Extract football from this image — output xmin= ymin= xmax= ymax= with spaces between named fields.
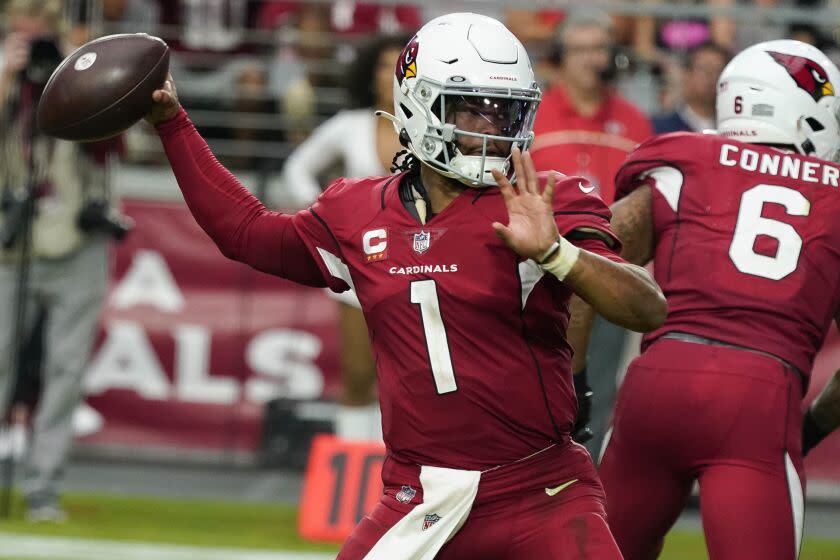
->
xmin=37 ymin=33 xmax=170 ymax=142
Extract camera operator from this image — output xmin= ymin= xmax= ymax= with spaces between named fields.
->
xmin=0 ymin=0 xmax=129 ymax=523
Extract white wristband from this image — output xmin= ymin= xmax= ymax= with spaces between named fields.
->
xmin=538 ymin=236 xmax=580 ymax=281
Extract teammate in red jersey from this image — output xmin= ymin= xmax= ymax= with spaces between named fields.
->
xmin=145 ymin=13 xmax=665 ymax=559
xmin=568 ymin=40 xmax=840 ymax=560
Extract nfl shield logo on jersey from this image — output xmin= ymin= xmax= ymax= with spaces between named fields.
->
xmin=395 ymin=485 xmax=416 ymax=504
xmin=413 ymin=231 xmax=431 ymax=254
xmin=422 ymin=513 xmax=441 ymax=531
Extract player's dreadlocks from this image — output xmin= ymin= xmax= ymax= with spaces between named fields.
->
xmin=390 ymin=128 xmax=422 ymax=175
xmin=392 ymin=145 xmax=431 ymax=223
xmin=390 ymin=149 xmax=421 ymax=175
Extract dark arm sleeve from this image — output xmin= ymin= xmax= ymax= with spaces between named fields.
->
xmin=155 ymin=109 xmax=327 ymax=287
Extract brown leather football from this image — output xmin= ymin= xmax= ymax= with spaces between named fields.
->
xmin=37 ymin=33 xmax=169 ymax=142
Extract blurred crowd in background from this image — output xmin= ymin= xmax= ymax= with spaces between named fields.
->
xmin=19 ymin=0 xmax=836 ymax=179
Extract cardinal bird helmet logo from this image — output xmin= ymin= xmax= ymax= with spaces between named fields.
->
xmin=768 ymin=50 xmax=835 ymax=101
xmin=396 ymin=36 xmax=419 ymax=85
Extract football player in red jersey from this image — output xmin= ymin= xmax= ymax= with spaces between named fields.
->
xmin=145 ymin=13 xmax=666 ymax=559
xmin=568 ymin=40 xmax=840 ymax=560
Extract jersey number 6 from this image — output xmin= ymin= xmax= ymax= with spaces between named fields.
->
xmin=729 ymin=183 xmax=809 ymax=281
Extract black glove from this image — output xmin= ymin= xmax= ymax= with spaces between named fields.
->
xmin=802 ymin=407 xmax=829 ymax=456
xmin=573 ymin=367 xmax=594 ymax=444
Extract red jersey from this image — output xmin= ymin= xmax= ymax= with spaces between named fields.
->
xmin=291 ymin=173 xmax=622 ymax=470
xmin=156 ymin=110 xmax=623 ymax=471
xmin=616 ymin=132 xmax=840 ymax=376
xmin=530 ymin=86 xmax=653 ymax=204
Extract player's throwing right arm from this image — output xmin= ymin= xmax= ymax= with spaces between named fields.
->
xmin=144 ymin=75 xmax=326 ymax=286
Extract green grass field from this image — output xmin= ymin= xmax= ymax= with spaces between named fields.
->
xmin=0 ymin=493 xmax=337 ymax=553
xmin=0 ymin=492 xmax=837 ymax=559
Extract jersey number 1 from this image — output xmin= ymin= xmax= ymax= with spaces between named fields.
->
xmin=728 ymin=184 xmax=809 ymax=280
xmin=410 ymin=280 xmax=458 ymax=394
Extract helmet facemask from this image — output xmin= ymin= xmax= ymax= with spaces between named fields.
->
xmin=802 ymin=96 xmax=840 ymax=162
xmin=431 ymin=91 xmax=539 ymax=186
xmin=399 ymin=78 xmax=540 ymax=188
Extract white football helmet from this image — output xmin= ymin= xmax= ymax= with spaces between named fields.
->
xmin=379 ymin=13 xmax=541 ymax=187
xmin=717 ymin=39 xmax=840 ymax=162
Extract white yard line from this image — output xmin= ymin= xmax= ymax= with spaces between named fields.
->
xmin=0 ymin=533 xmax=336 ymax=560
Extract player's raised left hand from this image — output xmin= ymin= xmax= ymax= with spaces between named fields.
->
xmin=491 ymin=148 xmax=559 ymax=261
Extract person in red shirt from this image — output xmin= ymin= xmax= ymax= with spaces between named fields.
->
xmin=530 ymin=9 xmax=653 ymax=205
xmin=144 ymin=13 xmax=666 ymax=559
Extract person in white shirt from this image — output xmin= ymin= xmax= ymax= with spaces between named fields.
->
xmin=279 ymin=35 xmax=408 ymax=441
xmin=281 ymin=34 xmax=408 ymax=206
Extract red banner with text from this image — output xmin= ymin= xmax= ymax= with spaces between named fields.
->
xmin=79 ymin=199 xmax=341 ymax=454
